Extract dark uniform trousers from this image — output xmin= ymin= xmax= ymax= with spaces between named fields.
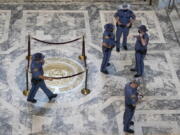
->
xmin=135 ymin=52 xmax=146 ymax=76
xmin=123 ymin=105 xmax=135 ymax=131
xmin=27 ymin=79 xmax=53 ymax=101
xmin=116 ymin=26 xmax=129 ymax=48
xmin=101 ymin=47 xmax=112 ymax=72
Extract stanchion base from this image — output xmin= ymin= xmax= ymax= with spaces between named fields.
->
xmin=23 ymin=89 xmax=29 ymax=96
xmin=79 ymin=55 xmax=87 ymax=61
xmin=81 ymin=88 xmax=90 ymax=95
xmin=26 ymin=55 xmax=32 ymax=60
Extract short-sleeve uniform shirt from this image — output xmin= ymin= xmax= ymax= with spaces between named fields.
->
xmin=31 ymin=61 xmax=44 ymax=79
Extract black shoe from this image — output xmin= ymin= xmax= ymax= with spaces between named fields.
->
xmin=125 ymin=129 xmax=134 ymax=134
xmin=134 ymin=74 xmax=141 ymax=78
xmin=130 ymin=68 xmax=136 ymax=72
xmin=123 ymin=46 xmax=128 ymax=50
xmin=27 ymin=99 xmax=37 ymax=103
xmin=49 ymin=94 xmax=57 ymax=101
xmin=130 ymin=121 xmax=134 ymax=125
xmin=101 ymin=70 xmax=109 ymax=74
xmin=107 ymin=63 xmax=111 ymax=66
xmin=116 ymin=48 xmax=120 ymax=52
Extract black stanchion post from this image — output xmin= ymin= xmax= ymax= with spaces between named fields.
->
xmin=149 ymin=0 xmax=152 ymax=5
xmin=79 ymin=35 xmax=87 ymax=61
xmin=23 ymin=35 xmax=31 ymax=96
xmin=81 ymin=36 xmax=90 ymax=95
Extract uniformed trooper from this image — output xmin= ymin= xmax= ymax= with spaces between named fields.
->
xmin=100 ymin=23 xmax=116 ymax=74
xmin=27 ymin=53 xmax=57 ymax=103
xmin=130 ymin=25 xmax=149 ymax=77
xmin=114 ymin=4 xmax=136 ymax=51
xmin=123 ymin=80 xmax=142 ymax=134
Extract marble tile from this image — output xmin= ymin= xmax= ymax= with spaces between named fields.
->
xmin=0 ymin=124 xmax=12 ymax=135
xmin=0 ymin=10 xmax=11 ymax=51
xmin=21 ymin=10 xmax=92 ymax=46
xmin=170 ymin=52 xmax=180 ymax=82
xmin=142 ymin=126 xmax=174 ymax=135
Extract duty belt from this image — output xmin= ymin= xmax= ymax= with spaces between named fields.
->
xmin=116 ymin=23 xmax=132 ymax=28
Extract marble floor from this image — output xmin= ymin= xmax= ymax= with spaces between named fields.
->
xmin=0 ymin=2 xmax=180 ymax=135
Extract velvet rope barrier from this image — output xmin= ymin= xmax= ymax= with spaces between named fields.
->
xmin=47 ymin=71 xmax=85 ymax=80
xmin=32 ymin=36 xmax=82 ymax=45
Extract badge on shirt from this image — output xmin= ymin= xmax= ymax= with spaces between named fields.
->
xmin=33 ymin=68 xmax=38 ymax=72
xmin=131 ymin=95 xmax=136 ymax=99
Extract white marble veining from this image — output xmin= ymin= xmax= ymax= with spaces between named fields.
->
xmin=0 ymin=10 xmax=11 ymax=43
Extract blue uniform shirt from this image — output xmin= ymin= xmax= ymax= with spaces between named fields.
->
xmin=124 ymin=83 xmax=138 ymax=106
xmin=103 ymin=31 xmax=116 ymax=48
xmin=135 ymin=33 xmax=149 ymax=52
xmin=31 ymin=61 xmax=44 ymax=79
xmin=114 ymin=9 xmax=136 ymax=26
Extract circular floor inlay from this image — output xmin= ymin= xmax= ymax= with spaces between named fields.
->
xmin=43 ymin=58 xmax=85 ymax=93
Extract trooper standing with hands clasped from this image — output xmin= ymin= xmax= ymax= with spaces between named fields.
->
xmin=100 ymin=23 xmax=116 ymax=74
xmin=131 ymin=25 xmax=149 ymax=78
xmin=27 ymin=53 xmax=57 ymax=103
xmin=123 ymin=80 xmax=143 ymax=134
xmin=114 ymin=4 xmax=136 ymax=51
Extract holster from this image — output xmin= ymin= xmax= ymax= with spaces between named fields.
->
xmin=126 ymin=104 xmax=136 ymax=111
xmin=116 ymin=23 xmax=132 ymax=28
xmin=136 ymin=50 xmax=147 ymax=55
xmin=102 ymin=42 xmax=113 ymax=49
xmin=31 ymin=78 xmax=43 ymax=85
xmin=116 ymin=24 xmax=126 ymax=28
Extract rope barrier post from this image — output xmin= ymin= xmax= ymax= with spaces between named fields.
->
xmin=149 ymin=0 xmax=152 ymax=5
xmin=23 ymin=35 xmax=31 ymax=96
xmin=81 ymin=35 xmax=90 ymax=95
xmin=81 ymin=68 xmax=90 ymax=95
xmin=79 ymin=35 xmax=87 ymax=61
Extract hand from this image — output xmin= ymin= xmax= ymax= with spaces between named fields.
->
xmin=138 ymin=94 xmax=144 ymax=102
xmin=126 ymin=23 xmax=131 ymax=27
xmin=139 ymin=33 xmax=143 ymax=38
xmin=47 ymin=77 xmax=53 ymax=81
xmin=133 ymin=35 xmax=139 ymax=38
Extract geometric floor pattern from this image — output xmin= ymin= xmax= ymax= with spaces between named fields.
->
xmin=0 ymin=2 xmax=180 ymax=135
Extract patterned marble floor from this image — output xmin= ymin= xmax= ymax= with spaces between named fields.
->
xmin=0 ymin=2 xmax=180 ymax=135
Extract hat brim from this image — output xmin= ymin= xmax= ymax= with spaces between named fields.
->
xmin=119 ymin=4 xmax=130 ymax=9
xmin=32 ymin=54 xmax=45 ymax=61
xmin=138 ymin=26 xmax=148 ymax=32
